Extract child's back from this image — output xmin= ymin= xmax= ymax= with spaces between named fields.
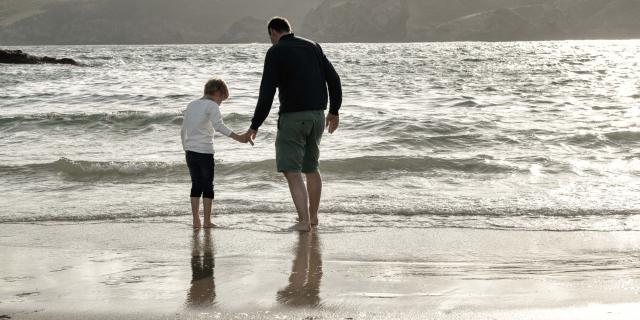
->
xmin=181 ymin=98 xmax=232 ymax=155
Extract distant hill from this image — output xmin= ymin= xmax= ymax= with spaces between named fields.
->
xmin=575 ymin=0 xmax=640 ymax=38
xmin=0 ymin=0 xmax=322 ymax=45
xmin=421 ymin=4 xmax=569 ymax=41
xmin=300 ymin=0 xmax=640 ymax=42
xmin=1 ymin=0 xmax=640 ymax=44
xmin=0 ymin=0 xmax=72 ymax=26
xmin=301 ymin=0 xmax=409 ymax=42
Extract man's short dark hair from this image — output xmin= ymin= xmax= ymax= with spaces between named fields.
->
xmin=268 ymin=17 xmax=291 ymax=35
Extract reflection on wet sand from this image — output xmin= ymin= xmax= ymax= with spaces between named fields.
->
xmin=277 ymin=231 xmax=323 ymax=307
xmin=186 ymin=229 xmax=215 ymax=308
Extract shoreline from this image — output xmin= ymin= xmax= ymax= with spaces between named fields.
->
xmin=2 ymin=222 xmax=640 ymax=319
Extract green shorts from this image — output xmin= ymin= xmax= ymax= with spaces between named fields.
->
xmin=276 ymin=110 xmax=325 ymax=173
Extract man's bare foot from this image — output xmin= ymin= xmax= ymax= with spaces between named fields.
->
xmin=193 ymin=217 xmax=202 ymax=229
xmin=289 ymin=222 xmax=311 ymax=232
xmin=203 ymin=222 xmax=217 ymax=229
xmin=310 ymin=218 xmax=318 ymax=226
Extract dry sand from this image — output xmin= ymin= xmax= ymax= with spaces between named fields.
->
xmin=1 ymin=221 xmax=640 ymax=319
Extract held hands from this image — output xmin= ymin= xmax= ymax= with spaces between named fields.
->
xmin=231 ymin=132 xmax=254 ymax=146
xmin=326 ymin=113 xmax=339 ymax=134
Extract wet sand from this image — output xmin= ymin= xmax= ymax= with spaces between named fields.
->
xmin=1 ymin=221 xmax=640 ymax=319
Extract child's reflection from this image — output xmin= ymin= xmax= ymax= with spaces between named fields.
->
xmin=277 ymin=231 xmax=322 ymax=307
xmin=186 ymin=229 xmax=215 ymax=307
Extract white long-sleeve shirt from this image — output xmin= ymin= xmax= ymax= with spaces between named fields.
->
xmin=181 ymin=98 xmax=233 ymax=154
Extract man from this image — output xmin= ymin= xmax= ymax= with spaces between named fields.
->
xmin=246 ymin=17 xmax=342 ymax=232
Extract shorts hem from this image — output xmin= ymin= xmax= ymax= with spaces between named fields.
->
xmin=277 ymin=167 xmax=319 ymax=173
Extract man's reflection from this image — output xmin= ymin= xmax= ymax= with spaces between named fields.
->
xmin=186 ymin=229 xmax=216 ymax=307
xmin=277 ymin=231 xmax=322 ymax=307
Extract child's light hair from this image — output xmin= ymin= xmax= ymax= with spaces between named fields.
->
xmin=204 ymin=77 xmax=229 ymax=99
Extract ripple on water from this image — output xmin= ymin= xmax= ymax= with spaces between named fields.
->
xmin=2 ymin=42 xmax=640 ymax=229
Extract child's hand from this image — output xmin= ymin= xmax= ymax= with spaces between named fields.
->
xmin=231 ymin=132 xmax=245 ymax=143
xmin=231 ymin=132 xmax=254 ymax=146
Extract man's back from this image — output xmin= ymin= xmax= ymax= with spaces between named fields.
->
xmin=250 ymin=33 xmax=341 ymax=131
xmin=271 ymin=35 xmax=329 ymax=112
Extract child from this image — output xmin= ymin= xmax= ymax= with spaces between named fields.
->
xmin=181 ymin=77 xmax=249 ymax=229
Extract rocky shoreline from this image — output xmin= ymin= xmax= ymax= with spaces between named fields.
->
xmin=0 ymin=49 xmax=79 ymax=65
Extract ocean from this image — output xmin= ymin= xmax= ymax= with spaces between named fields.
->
xmin=1 ymin=41 xmax=640 ymax=232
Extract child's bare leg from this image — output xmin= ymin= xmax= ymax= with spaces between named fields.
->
xmin=203 ymin=197 xmax=215 ymax=228
xmin=191 ymin=197 xmax=201 ymax=229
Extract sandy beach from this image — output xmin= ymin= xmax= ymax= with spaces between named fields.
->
xmin=1 ymin=221 xmax=639 ymax=319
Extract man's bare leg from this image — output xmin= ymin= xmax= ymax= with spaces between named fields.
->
xmin=284 ymin=171 xmax=311 ymax=232
xmin=191 ymin=197 xmax=202 ymax=229
xmin=305 ymin=171 xmax=322 ymax=226
xmin=203 ymin=197 xmax=214 ymax=228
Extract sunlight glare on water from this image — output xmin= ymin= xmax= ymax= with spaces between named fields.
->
xmin=1 ymin=40 xmax=640 ymax=231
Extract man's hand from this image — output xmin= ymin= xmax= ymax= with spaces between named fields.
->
xmin=246 ymin=128 xmax=257 ymax=145
xmin=326 ymin=113 xmax=339 ymax=134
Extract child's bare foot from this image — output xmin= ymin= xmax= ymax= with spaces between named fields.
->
xmin=289 ymin=222 xmax=311 ymax=232
xmin=193 ymin=217 xmax=202 ymax=229
xmin=203 ymin=222 xmax=217 ymax=229
xmin=310 ymin=218 xmax=318 ymax=226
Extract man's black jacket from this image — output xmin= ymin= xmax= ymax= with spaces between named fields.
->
xmin=250 ymin=34 xmax=342 ymax=131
